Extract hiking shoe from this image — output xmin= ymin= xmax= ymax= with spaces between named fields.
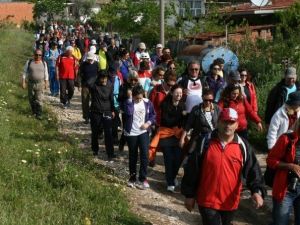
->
xmin=136 ymin=180 xmax=150 ymax=190
xmin=127 ymin=181 xmax=136 ymax=188
xmin=167 ymin=186 xmax=175 ymax=193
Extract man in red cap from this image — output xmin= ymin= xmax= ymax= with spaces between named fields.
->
xmin=181 ymin=108 xmax=266 ymax=225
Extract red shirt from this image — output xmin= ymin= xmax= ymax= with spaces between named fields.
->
xmin=56 ymin=55 xmax=76 ymax=80
xmin=197 ymin=138 xmax=244 ymax=210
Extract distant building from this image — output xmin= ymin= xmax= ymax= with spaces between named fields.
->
xmin=0 ymin=2 xmax=34 ymax=25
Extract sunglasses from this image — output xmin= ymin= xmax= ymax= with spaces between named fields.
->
xmin=240 ymin=73 xmax=247 ymax=77
xmin=203 ymin=99 xmax=213 ymax=102
xmin=35 ymin=54 xmax=42 ymax=56
xmin=190 ymin=68 xmax=199 ymax=71
xmin=213 ymin=67 xmax=221 ymax=71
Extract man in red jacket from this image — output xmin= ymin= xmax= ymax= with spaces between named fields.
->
xmin=56 ymin=46 xmax=77 ymax=108
xmin=181 ymin=108 xmax=266 ymax=225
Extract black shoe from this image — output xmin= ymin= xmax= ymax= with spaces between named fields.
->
xmin=118 ymin=144 xmax=124 ymax=152
xmin=36 ymin=114 xmax=42 ymax=120
xmin=149 ymin=160 xmax=156 ymax=168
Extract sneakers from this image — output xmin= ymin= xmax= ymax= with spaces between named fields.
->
xmin=167 ymin=186 xmax=175 ymax=193
xmin=127 ymin=180 xmax=136 ymax=188
xmin=136 ymin=180 xmax=150 ymax=190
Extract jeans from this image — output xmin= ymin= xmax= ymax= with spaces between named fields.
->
xmin=49 ymin=67 xmax=59 ymax=95
xmin=162 ymin=145 xmax=182 ymax=186
xmin=81 ymin=85 xmax=90 ymax=120
xmin=199 ymin=207 xmax=236 ymax=225
xmin=126 ymin=132 xmax=149 ymax=182
xmin=59 ymin=79 xmax=74 ymax=105
xmin=272 ymin=184 xmax=300 ymax=225
xmin=90 ymin=112 xmax=114 ymax=157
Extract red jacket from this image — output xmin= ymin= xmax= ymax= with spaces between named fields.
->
xmin=56 ymin=55 xmax=77 ymax=80
xmin=245 ymin=81 xmax=258 ymax=113
xmin=267 ymin=132 xmax=298 ymax=202
xmin=218 ymin=98 xmax=261 ymax=131
xmin=197 ymin=138 xmax=244 ymax=210
xmin=149 ymin=84 xmax=168 ymax=126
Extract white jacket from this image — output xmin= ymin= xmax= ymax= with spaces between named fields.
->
xmin=267 ymin=105 xmax=300 ymax=149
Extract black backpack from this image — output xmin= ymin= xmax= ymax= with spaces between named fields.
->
xmin=264 ymin=133 xmax=294 ymax=188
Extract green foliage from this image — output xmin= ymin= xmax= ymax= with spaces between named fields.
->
xmin=29 ymin=0 xmax=67 ymax=20
xmin=0 ymin=28 xmax=143 ymax=225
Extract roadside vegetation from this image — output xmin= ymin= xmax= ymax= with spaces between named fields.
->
xmin=0 ymin=26 xmax=143 ymax=225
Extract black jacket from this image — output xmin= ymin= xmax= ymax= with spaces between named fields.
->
xmin=79 ymin=61 xmax=99 ymax=87
xmin=181 ymin=130 xmax=267 ymax=199
xmin=265 ymin=79 xmax=300 ymax=124
xmin=184 ymin=103 xmax=220 ymax=138
xmin=160 ymin=95 xmax=185 ymax=128
xmin=90 ymin=81 xmax=115 ymax=114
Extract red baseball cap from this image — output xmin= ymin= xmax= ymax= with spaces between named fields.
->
xmin=219 ymin=108 xmax=238 ymax=122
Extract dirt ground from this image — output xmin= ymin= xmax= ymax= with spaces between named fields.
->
xmin=45 ymin=89 xmax=273 ymax=225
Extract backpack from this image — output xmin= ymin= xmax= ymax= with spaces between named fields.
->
xmin=264 ymin=133 xmax=293 ymax=188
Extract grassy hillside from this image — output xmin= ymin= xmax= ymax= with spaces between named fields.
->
xmin=0 ymin=27 xmax=143 ymax=225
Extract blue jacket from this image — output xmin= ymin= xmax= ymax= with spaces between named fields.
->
xmin=123 ymin=98 xmax=156 ymax=134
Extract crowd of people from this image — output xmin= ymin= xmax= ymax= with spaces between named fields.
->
xmin=21 ymin=21 xmax=300 ymax=225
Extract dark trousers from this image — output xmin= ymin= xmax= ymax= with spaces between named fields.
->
xmin=90 ymin=112 xmax=114 ymax=157
xmin=199 ymin=207 xmax=236 ymax=225
xmin=112 ymin=109 xmax=121 ymax=140
xmin=81 ymin=85 xmax=90 ymax=120
xmin=162 ymin=145 xmax=182 ymax=186
xmin=59 ymin=79 xmax=74 ymax=105
xmin=126 ymin=132 xmax=149 ymax=182
xmin=119 ymin=113 xmax=127 ymax=147
xmin=28 ymin=80 xmax=43 ymax=116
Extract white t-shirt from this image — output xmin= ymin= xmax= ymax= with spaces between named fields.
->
xmin=126 ymin=100 xmax=147 ymax=136
xmin=186 ymin=79 xmax=203 ymax=113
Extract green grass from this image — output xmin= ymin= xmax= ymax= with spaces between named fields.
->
xmin=0 ymin=27 xmax=143 ymax=225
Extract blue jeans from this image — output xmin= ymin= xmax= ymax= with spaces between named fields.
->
xmin=162 ymin=145 xmax=182 ymax=186
xmin=126 ymin=132 xmax=149 ymax=182
xmin=49 ymin=67 xmax=59 ymax=95
xmin=272 ymin=185 xmax=300 ymax=225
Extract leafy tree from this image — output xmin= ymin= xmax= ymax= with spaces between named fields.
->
xmin=28 ymin=0 xmax=67 ymax=20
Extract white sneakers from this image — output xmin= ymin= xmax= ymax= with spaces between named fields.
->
xmin=127 ymin=180 xmax=150 ymax=190
xmin=167 ymin=185 xmax=175 ymax=193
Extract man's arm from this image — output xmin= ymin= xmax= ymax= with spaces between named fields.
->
xmin=21 ymin=60 xmax=29 ymax=89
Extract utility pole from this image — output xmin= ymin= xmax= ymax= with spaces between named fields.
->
xmin=160 ymin=0 xmax=165 ymax=45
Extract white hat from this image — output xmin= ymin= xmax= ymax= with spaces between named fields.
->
xmin=156 ymin=43 xmax=163 ymax=48
xmin=86 ymin=52 xmax=95 ymax=60
xmin=91 ymin=39 xmax=97 ymax=45
xmin=58 ymin=40 xmax=64 ymax=45
xmin=140 ymin=52 xmax=150 ymax=59
xmin=138 ymin=42 xmax=146 ymax=50
xmin=89 ymin=46 xmax=96 ymax=54
xmin=66 ymin=46 xmax=73 ymax=51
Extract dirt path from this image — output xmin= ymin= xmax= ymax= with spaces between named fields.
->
xmin=45 ymin=90 xmax=272 ymax=225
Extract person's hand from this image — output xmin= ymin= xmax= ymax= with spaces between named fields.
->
xmin=183 ymin=89 xmax=188 ymax=95
xmin=182 ymin=110 xmax=188 ymax=116
xmin=289 ymin=164 xmax=300 ymax=178
xmin=22 ymin=79 xmax=26 ymax=89
xmin=44 ymin=80 xmax=48 ymax=90
xmin=127 ymin=90 xmax=132 ymax=98
xmin=184 ymin=198 xmax=195 ymax=212
xmin=140 ymin=123 xmax=150 ymax=130
xmin=179 ymin=137 xmax=185 ymax=149
xmin=112 ymin=111 xmax=115 ymax=119
xmin=257 ymin=122 xmax=263 ymax=132
xmin=56 ymin=74 xmax=59 ymax=81
xmin=252 ymin=193 xmax=264 ymax=209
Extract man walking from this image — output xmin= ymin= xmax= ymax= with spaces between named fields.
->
xmin=56 ymin=46 xmax=77 ymax=108
xmin=22 ymin=49 xmax=48 ymax=119
xmin=181 ymin=108 xmax=266 ymax=225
